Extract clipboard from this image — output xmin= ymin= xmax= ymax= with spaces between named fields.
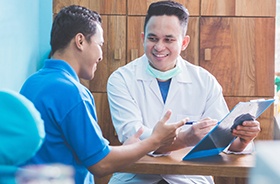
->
xmin=182 ymin=99 xmax=275 ymax=161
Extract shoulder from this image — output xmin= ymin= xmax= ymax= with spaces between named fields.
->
xmin=179 ymin=57 xmax=217 ymax=79
xmin=108 ymin=55 xmax=147 ymax=81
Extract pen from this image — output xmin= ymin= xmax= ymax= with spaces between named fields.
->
xmin=185 ymin=121 xmax=197 ymax=125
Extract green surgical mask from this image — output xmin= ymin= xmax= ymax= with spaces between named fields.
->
xmin=147 ymin=62 xmax=182 ymax=81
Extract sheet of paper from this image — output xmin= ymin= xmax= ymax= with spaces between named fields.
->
xmin=183 ymin=99 xmax=275 ymax=161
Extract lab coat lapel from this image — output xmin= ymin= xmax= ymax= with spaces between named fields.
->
xmin=135 ymin=55 xmax=163 ymax=104
xmin=164 ymin=78 xmax=180 ymax=106
xmin=149 ymin=79 xmax=164 ymax=104
xmin=165 ymin=57 xmax=192 ymax=106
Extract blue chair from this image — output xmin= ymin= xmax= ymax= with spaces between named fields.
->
xmin=0 ymin=90 xmax=45 ymax=183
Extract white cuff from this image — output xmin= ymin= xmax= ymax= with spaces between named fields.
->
xmin=223 ymin=141 xmax=255 ymax=155
xmin=147 ymin=151 xmax=171 ymax=157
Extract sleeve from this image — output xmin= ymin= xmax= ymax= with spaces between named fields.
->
xmin=201 ymin=70 xmax=229 ymax=121
xmin=107 ymin=70 xmax=153 ymax=143
xmin=60 ymin=100 xmax=111 ymax=167
xmin=223 ymin=142 xmax=255 ymax=154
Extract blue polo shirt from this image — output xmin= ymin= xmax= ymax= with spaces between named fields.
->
xmin=20 ymin=59 xmax=111 ymax=183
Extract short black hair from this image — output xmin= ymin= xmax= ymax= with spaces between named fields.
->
xmin=50 ymin=5 xmax=102 ymax=56
xmin=144 ymin=0 xmax=189 ymax=36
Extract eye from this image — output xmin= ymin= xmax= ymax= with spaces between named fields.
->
xmin=147 ymin=36 xmax=158 ymax=42
xmin=164 ymin=37 xmax=175 ymax=43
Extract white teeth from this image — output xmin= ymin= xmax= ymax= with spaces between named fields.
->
xmin=154 ymin=53 xmax=168 ymax=58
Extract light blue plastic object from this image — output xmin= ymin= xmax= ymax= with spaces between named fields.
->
xmin=0 ymin=90 xmax=45 ymax=166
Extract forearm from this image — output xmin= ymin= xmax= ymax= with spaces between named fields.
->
xmin=153 ymin=139 xmax=186 ymax=154
xmin=88 ymin=136 xmax=160 ymax=177
xmin=228 ymin=137 xmax=250 ymax=152
xmin=154 ymin=129 xmax=191 ymax=154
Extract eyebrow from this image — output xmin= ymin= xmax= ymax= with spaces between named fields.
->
xmin=147 ymin=33 xmax=175 ymax=38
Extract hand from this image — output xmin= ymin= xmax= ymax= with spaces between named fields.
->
xmin=123 ymin=127 xmax=144 ymax=145
xmin=180 ymin=118 xmax=218 ymax=146
xmin=151 ymin=110 xmax=186 ymax=147
xmin=231 ymin=120 xmax=260 ymax=144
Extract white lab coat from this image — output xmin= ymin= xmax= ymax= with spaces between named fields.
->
xmin=107 ymin=55 xmax=229 ymax=184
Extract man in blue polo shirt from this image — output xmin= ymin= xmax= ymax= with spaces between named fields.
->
xmin=20 ymin=5 xmax=185 ymax=184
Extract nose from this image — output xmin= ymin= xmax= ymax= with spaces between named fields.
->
xmin=154 ymin=41 xmax=165 ymax=51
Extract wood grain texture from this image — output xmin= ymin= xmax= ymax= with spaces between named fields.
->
xmin=127 ymin=16 xmax=145 ymax=62
xmin=92 ymin=93 xmax=121 ymax=146
xmin=53 ymin=0 xmax=89 ymax=14
xmin=89 ymin=0 xmax=126 ymax=15
xmin=200 ymin=17 xmax=275 ymax=97
xmin=127 ymin=0 xmax=200 ymax=16
xmin=89 ymin=16 xmax=126 ymax=92
xmin=201 ymin=0 xmax=276 ymax=16
xmin=119 ymin=148 xmax=254 ymax=178
xmin=181 ymin=17 xmax=199 ymax=65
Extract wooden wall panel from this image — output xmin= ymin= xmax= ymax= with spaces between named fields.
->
xmin=200 ymin=17 xmax=275 ymax=97
xmin=181 ymin=17 xmax=199 ymax=65
xmin=127 ymin=0 xmax=200 ymax=16
xmin=235 ymin=0 xmax=276 ymax=17
xmin=201 ymin=0 xmax=276 ymax=16
xmin=53 ymin=0 xmax=89 ymax=14
xmin=201 ymin=0 xmax=236 ymax=16
xmin=92 ymin=93 xmax=120 ymax=145
xmin=127 ymin=16 xmax=145 ymax=62
xmin=89 ymin=16 xmax=126 ymax=92
xmin=89 ymin=0 xmax=126 ymax=15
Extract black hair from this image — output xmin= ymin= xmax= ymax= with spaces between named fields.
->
xmin=50 ymin=5 xmax=102 ymax=56
xmin=144 ymin=0 xmax=189 ymax=36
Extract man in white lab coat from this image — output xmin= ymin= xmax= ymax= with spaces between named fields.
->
xmin=107 ymin=1 xmax=260 ymax=183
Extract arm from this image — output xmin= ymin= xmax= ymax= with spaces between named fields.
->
xmin=88 ymin=110 xmax=186 ymax=177
xmin=107 ymin=70 xmax=153 ymax=142
xmin=154 ymin=118 xmax=218 ymax=154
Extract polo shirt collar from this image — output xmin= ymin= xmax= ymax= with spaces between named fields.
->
xmin=44 ymin=59 xmax=79 ymax=82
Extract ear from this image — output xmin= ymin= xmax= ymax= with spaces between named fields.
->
xmin=181 ymin=35 xmax=190 ymax=51
xmin=141 ymin=32 xmax=145 ymax=44
xmin=75 ymin=33 xmax=85 ymax=50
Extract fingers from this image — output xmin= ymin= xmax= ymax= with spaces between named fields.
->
xmin=159 ymin=110 xmax=172 ymax=125
xmin=241 ymin=120 xmax=260 ymax=127
xmin=232 ymin=121 xmax=260 ymax=142
xmin=133 ymin=127 xmax=144 ymax=139
xmin=123 ymin=127 xmax=143 ymax=145
xmin=175 ymin=117 xmax=188 ymax=129
xmin=234 ymin=120 xmax=260 ymax=132
xmin=197 ymin=118 xmax=218 ymax=128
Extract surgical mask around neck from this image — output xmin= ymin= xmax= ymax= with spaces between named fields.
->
xmin=147 ymin=62 xmax=181 ymax=81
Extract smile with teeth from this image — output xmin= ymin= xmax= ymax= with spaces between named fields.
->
xmin=153 ymin=53 xmax=169 ymax=58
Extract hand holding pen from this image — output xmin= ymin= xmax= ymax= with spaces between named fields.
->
xmin=182 ymin=118 xmax=218 ymax=146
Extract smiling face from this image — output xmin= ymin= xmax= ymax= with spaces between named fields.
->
xmin=142 ymin=15 xmax=190 ymax=72
xmin=79 ymin=24 xmax=104 ymax=80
